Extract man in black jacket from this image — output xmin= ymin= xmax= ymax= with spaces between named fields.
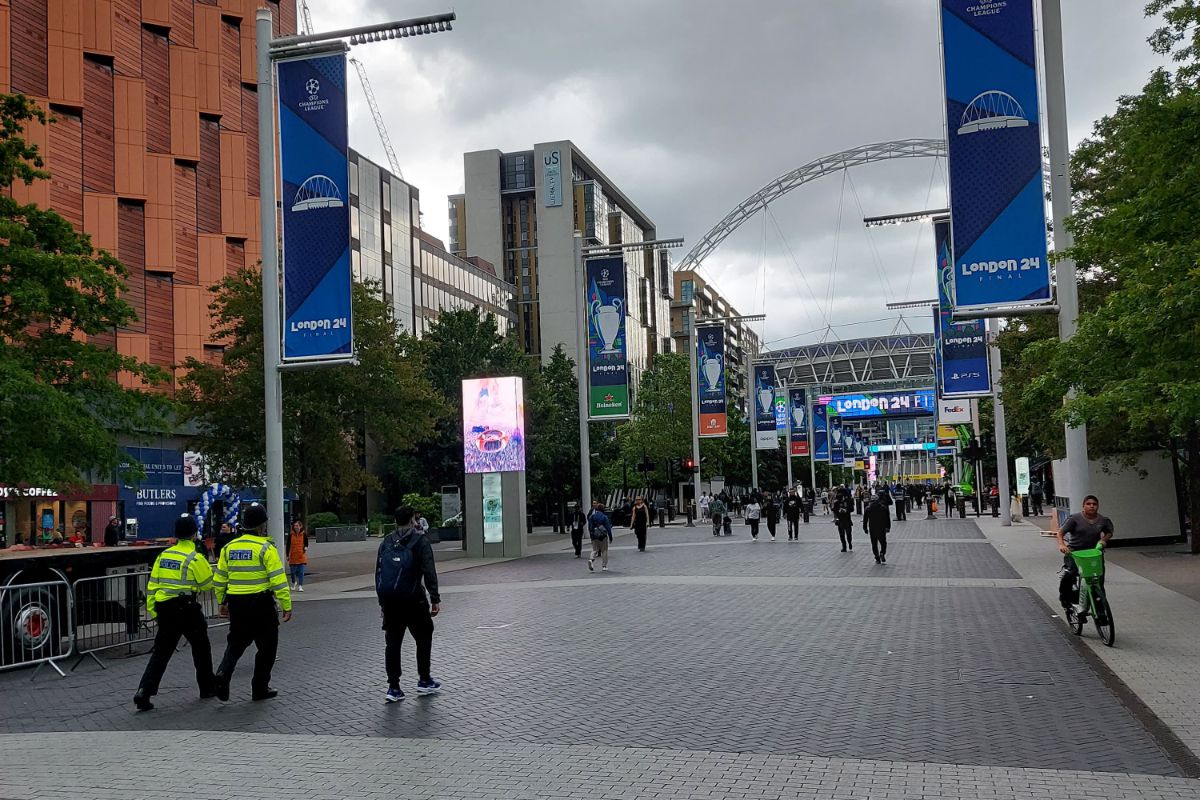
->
xmin=864 ymin=497 xmax=892 ymax=564
xmin=377 ymin=505 xmax=442 ymax=703
xmin=782 ymin=490 xmax=802 ymax=541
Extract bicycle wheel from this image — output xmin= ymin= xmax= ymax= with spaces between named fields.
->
xmin=1066 ymin=603 xmax=1084 ymax=635
xmin=1092 ymin=589 xmax=1116 ymax=647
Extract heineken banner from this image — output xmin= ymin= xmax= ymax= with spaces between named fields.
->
xmin=934 ymin=218 xmax=991 ymax=397
xmin=696 ymin=324 xmax=728 ymax=438
xmin=278 ymin=53 xmax=353 ymax=362
xmin=789 ymin=388 xmax=809 ymax=456
xmin=829 ymin=414 xmax=844 ymax=466
xmin=753 ymin=363 xmax=779 ymax=450
xmin=941 ymin=0 xmax=1051 ymax=310
xmin=813 ymin=402 xmax=829 ymax=461
xmin=585 ymin=256 xmax=630 ymax=419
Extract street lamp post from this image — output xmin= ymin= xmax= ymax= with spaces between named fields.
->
xmin=254 ymin=9 xmax=454 ymax=556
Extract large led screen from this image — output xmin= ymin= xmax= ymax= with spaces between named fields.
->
xmin=829 ymin=389 xmax=936 ymax=419
xmin=462 ymin=377 xmax=526 ymax=473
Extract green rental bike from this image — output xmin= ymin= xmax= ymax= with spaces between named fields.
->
xmin=1065 ymin=544 xmax=1116 ymax=647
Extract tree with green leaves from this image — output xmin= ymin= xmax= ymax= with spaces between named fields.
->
xmin=0 ymin=93 xmax=173 ymax=489
xmin=180 ymin=269 xmax=440 ymax=516
xmin=612 ymin=352 xmax=693 ymax=486
xmin=1016 ymin=10 xmax=1200 ymax=550
xmin=525 ymin=345 xmax=581 ymax=521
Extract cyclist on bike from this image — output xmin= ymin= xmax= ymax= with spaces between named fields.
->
xmin=1056 ymin=494 xmax=1113 ymax=611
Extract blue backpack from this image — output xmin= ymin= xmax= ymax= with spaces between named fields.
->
xmin=375 ymin=532 xmax=421 ymax=600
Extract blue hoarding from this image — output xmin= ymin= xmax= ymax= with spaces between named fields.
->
xmin=934 ymin=218 xmax=992 ymax=396
xmin=829 ymin=414 xmax=844 ymax=466
xmin=941 ymin=0 xmax=1050 ymax=310
xmin=278 ymin=53 xmax=354 ymax=362
xmin=830 ymin=390 xmax=936 ymax=419
xmin=788 ymin=388 xmax=809 ymax=456
xmin=120 ymin=447 xmax=196 ymax=540
xmin=753 ymin=363 xmax=778 ymax=450
xmin=813 ymin=403 xmax=828 ymax=462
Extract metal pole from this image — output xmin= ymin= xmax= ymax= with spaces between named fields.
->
xmin=1043 ymin=0 xmax=1088 ymax=513
xmin=807 ymin=391 xmax=816 ymax=493
xmin=689 ymin=315 xmax=702 ymax=517
xmin=785 ymin=385 xmax=794 ymax=489
xmin=256 ymin=10 xmax=286 ymax=559
xmin=573 ymin=232 xmax=592 ymax=514
xmin=748 ymin=358 xmax=758 ymax=492
xmin=989 ymin=319 xmax=1012 ymax=525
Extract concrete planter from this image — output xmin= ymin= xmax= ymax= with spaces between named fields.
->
xmin=314 ymin=525 xmax=367 ymax=543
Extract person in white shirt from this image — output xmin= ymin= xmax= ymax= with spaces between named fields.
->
xmin=699 ymin=493 xmax=711 ymax=521
xmin=746 ymin=497 xmax=763 ymax=541
xmin=415 ymin=515 xmax=430 ymax=536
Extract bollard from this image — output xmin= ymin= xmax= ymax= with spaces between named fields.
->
xmin=658 ymin=508 xmax=666 ymax=528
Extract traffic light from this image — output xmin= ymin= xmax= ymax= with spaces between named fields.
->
xmin=681 ymin=456 xmax=698 ymax=473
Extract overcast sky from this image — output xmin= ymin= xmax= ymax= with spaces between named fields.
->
xmin=310 ymin=0 xmax=1168 ymax=348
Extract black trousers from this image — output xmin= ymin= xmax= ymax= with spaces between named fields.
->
xmin=895 ymin=502 xmax=906 ymax=521
xmin=766 ymin=518 xmax=777 ymax=537
xmin=748 ymin=519 xmax=760 ymax=538
xmin=1032 ymin=497 xmax=1044 ymax=516
xmin=868 ymin=529 xmax=888 ymax=559
xmin=837 ymin=522 xmax=853 ymax=549
xmin=138 ymin=597 xmax=213 ymax=696
xmin=634 ymin=526 xmax=648 ymax=550
xmin=382 ymin=601 xmax=434 ymax=686
xmin=217 ymin=593 xmax=279 ymax=696
xmin=786 ymin=516 xmax=799 ymax=538
xmin=571 ymin=528 xmax=584 ymax=556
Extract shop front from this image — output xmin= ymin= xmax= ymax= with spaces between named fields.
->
xmin=120 ymin=447 xmax=201 ymax=541
xmin=0 ymin=484 xmax=119 ymax=548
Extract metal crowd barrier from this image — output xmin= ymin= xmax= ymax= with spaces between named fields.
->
xmin=70 ymin=570 xmax=156 ymax=670
xmin=0 ymin=578 xmax=74 ymax=677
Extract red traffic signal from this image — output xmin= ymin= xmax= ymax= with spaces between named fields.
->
xmin=681 ymin=457 xmax=698 ymax=473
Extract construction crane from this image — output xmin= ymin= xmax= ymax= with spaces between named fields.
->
xmin=299 ymin=0 xmax=314 ymax=34
xmin=349 ymin=57 xmax=404 ymax=179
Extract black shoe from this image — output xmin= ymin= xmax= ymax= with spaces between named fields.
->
xmin=252 ymin=689 xmax=278 ymax=701
xmin=880 ymin=554 xmax=886 ymax=563
xmin=841 ymin=547 xmax=846 ymax=552
xmin=200 ymin=688 xmax=217 ymax=700
xmin=848 ymin=544 xmax=852 ymax=550
xmin=213 ymin=672 xmax=230 ymax=702
xmin=875 ymin=555 xmax=881 ymax=563
xmin=133 ymin=689 xmax=154 ymax=712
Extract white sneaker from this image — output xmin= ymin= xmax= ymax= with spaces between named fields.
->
xmin=770 ymin=536 xmax=776 ymax=542
xmin=296 ymin=585 xmax=304 ymax=593
xmin=601 ymin=566 xmax=608 ymax=571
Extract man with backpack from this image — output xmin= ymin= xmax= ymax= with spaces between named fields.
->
xmin=376 ymin=505 xmax=442 ymax=703
xmin=587 ymin=500 xmax=613 ymax=572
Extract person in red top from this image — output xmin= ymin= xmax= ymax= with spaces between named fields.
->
xmin=286 ymin=520 xmax=309 ymax=592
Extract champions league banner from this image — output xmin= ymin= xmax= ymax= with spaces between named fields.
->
xmin=941 ymin=0 xmax=1051 ymax=310
xmin=278 ymin=53 xmax=353 ymax=362
xmin=829 ymin=414 xmax=844 ymax=466
xmin=934 ymin=218 xmax=992 ymax=397
xmin=789 ymin=388 xmax=809 ymax=456
xmin=753 ymin=363 xmax=779 ymax=450
xmin=585 ymin=256 xmax=630 ymax=420
xmin=813 ymin=402 xmax=829 ymax=462
xmin=696 ymin=324 xmax=728 ymax=438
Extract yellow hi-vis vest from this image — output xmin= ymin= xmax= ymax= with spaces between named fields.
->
xmin=146 ymin=539 xmax=213 ymax=619
xmin=213 ymin=534 xmax=292 ymax=611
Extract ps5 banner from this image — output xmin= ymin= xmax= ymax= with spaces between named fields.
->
xmin=278 ymin=53 xmax=354 ymax=363
xmin=696 ymin=324 xmax=728 ymax=438
xmin=934 ymin=218 xmax=992 ymax=397
xmin=941 ymin=0 xmax=1051 ymax=310
xmin=789 ymin=388 xmax=809 ymax=456
xmin=586 ymin=256 xmax=630 ymax=420
xmin=813 ymin=402 xmax=829 ymax=462
xmin=753 ymin=363 xmax=779 ymax=450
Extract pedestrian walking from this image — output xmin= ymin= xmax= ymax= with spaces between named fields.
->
xmin=1030 ymin=480 xmax=1045 ymax=516
xmin=746 ymin=496 xmax=764 ymax=541
xmin=286 ymin=519 xmax=308 ymax=592
xmin=764 ymin=494 xmax=780 ymax=541
xmin=630 ymin=496 xmax=652 ymax=552
xmin=892 ymin=486 xmax=906 ymax=521
xmin=782 ymin=490 xmax=802 ymax=540
xmin=588 ymin=501 xmax=613 ymax=572
xmin=699 ymin=493 xmax=711 ymax=521
xmin=834 ymin=497 xmax=853 ymax=552
xmin=710 ymin=495 xmax=727 ymax=537
xmin=569 ymin=503 xmax=587 ymax=558
xmin=133 ymin=515 xmax=216 ymax=711
xmin=864 ymin=496 xmax=891 ymax=564
xmin=376 ymin=505 xmax=442 ymax=703
xmin=212 ymin=504 xmax=292 ymax=702
xmin=104 ymin=515 xmax=122 ymax=547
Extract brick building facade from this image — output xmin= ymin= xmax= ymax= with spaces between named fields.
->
xmin=0 ymin=0 xmax=296 ymax=390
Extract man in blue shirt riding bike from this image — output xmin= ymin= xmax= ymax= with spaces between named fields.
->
xmin=1055 ymin=494 xmax=1113 ymax=611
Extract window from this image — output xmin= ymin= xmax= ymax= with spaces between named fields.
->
xmin=681 ymin=280 xmax=694 ymax=304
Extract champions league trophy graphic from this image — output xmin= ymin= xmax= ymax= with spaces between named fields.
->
xmin=590 ymin=295 xmax=624 ymax=353
xmin=831 ymin=426 xmax=843 ymax=448
xmin=792 ymin=404 xmax=806 ymax=432
xmin=702 ymin=353 xmax=723 ymax=392
xmin=757 ymin=377 xmax=775 ymax=418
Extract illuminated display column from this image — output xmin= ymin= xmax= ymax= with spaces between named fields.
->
xmin=461 ymin=377 xmax=529 ymax=559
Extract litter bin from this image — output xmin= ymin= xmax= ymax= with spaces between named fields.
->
xmin=956 ymin=496 xmax=967 ymax=518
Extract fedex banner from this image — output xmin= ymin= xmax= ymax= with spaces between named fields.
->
xmin=941 ymin=0 xmax=1051 ymax=310
xmin=813 ymin=402 xmax=829 ymax=462
xmin=586 ymin=256 xmax=630 ymax=420
xmin=934 ymin=218 xmax=992 ymax=397
xmin=753 ymin=363 xmax=779 ymax=450
xmin=789 ymin=388 xmax=809 ymax=456
xmin=278 ymin=53 xmax=354 ymax=362
xmin=696 ymin=324 xmax=727 ymax=438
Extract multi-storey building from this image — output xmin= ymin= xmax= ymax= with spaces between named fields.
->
xmin=413 ymin=229 xmax=515 ymax=337
xmin=0 ymin=0 xmax=297 ymax=543
xmin=448 ymin=141 xmax=673 ymax=381
xmin=671 ymin=270 xmax=762 ymax=415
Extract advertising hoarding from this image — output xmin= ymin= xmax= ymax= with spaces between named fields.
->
xmin=543 ymin=148 xmax=563 ymax=207
xmin=933 ymin=218 xmax=992 ymax=396
xmin=585 ymin=256 xmax=630 ymax=420
xmin=789 ymin=388 xmax=809 ymax=456
xmin=482 ymin=473 xmax=504 ymax=543
xmin=1016 ymin=457 xmax=1031 ymax=496
xmin=941 ymin=0 xmax=1051 ymax=310
xmin=753 ymin=363 xmax=779 ymax=450
xmin=813 ymin=402 xmax=829 ymax=461
xmin=462 ymin=377 xmax=526 ymax=473
xmin=696 ymin=324 xmax=728 ymax=438
xmin=278 ymin=53 xmax=354 ymax=362
xmin=829 ymin=390 xmax=937 ymax=419
xmin=829 ymin=415 xmax=844 ymax=466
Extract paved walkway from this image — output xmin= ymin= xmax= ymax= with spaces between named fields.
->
xmin=1 ymin=515 xmax=1198 ymax=799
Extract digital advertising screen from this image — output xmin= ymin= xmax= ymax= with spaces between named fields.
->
xmin=462 ymin=377 xmax=526 ymax=473
xmin=829 ymin=390 xmax=937 ymax=419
